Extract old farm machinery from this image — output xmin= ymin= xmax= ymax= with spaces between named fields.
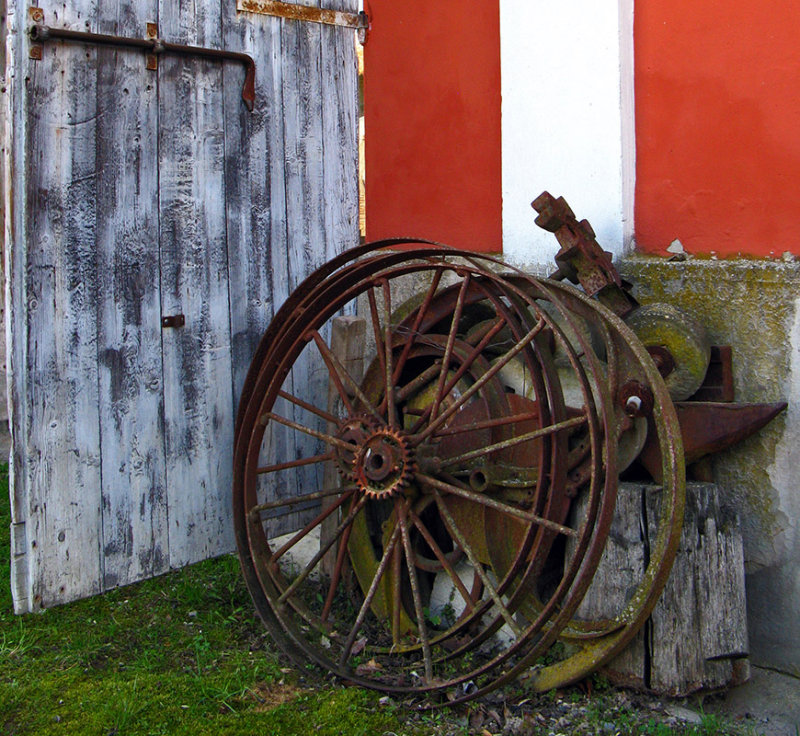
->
xmin=232 ymin=193 xmax=785 ymax=704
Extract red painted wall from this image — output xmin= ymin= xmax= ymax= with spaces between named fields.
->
xmin=363 ymin=1 xmax=502 ymax=251
xmin=635 ymin=3 xmax=800 ymax=257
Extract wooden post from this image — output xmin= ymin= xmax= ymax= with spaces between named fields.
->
xmin=320 ymin=316 xmax=366 ymax=576
xmin=568 ymin=482 xmax=750 ymax=696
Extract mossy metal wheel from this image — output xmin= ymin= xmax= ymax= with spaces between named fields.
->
xmin=232 ymin=243 xmax=684 ymax=704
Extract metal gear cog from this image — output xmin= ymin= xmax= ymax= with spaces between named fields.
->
xmin=352 ymin=427 xmax=416 ymax=499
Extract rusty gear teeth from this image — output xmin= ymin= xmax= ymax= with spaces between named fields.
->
xmin=352 ymin=427 xmax=416 ymax=499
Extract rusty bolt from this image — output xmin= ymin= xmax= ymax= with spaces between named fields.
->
xmin=618 ymin=381 xmax=654 ymax=418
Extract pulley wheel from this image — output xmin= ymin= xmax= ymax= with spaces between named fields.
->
xmin=624 ymin=302 xmax=711 ymax=401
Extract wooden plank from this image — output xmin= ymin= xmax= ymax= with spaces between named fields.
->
xmin=5 ymin=0 xmax=34 ymax=613
xmin=222 ymin=6 xmax=305 ymax=538
xmin=320 ymin=315 xmax=365 ymax=574
xmin=21 ymin=0 xmax=104 ymax=608
xmin=95 ymin=4 xmax=168 ymax=589
xmin=282 ymin=0 xmax=329 ymax=509
xmin=646 ymin=483 xmax=749 ymax=695
xmin=570 ymin=482 xmax=749 ymax=695
xmin=320 ymin=0 xmax=359 ymax=265
xmin=568 ymin=483 xmax=647 ymax=685
xmin=222 ymin=4 xmax=275 ymax=409
xmin=158 ymin=0 xmax=236 ymax=567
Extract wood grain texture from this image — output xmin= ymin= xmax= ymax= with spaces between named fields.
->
xmin=158 ymin=0 xmax=235 ymax=568
xmin=646 ymin=483 xmax=749 ymax=695
xmin=95 ymin=3 xmax=168 ymax=590
xmin=23 ymin=0 xmax=104 ymax=609
xmin=6 ymin=0 xmax=34 ymax=613
xmin=281 ymin=0 xmax=328 ymax=509
xmin=7 ymin=0 xmax=360 ymax=610
xmin=320 ymin=0 xmax=359 ymax=265
xmin=572 ymin=483 xmax=749 ymax=696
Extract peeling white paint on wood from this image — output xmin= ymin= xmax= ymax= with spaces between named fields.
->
xmin=5 ymin=0 xmax=360 ymax=611
xmin=96 ymin=1 xmax=168 ymax=591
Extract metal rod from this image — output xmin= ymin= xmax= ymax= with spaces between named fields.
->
xmin=440 ymin=414 xmax=589 ymax=468
xmin=29 ymin=24 xmax=256 ymax=110
xmin=418 ymin=473 xmax=579 ymax=538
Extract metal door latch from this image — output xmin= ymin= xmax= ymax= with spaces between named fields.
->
xmin=161 ymin=315 xmax=186 ymax=329
xmin=28 ymin=11 xmax=256 ymax=110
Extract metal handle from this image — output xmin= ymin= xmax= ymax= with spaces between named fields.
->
xmin=29 ymin=23 xmax=256 ymax=111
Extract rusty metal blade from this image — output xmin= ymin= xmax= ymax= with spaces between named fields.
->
xmin=640 ymin=401 xmax=787 ymax=480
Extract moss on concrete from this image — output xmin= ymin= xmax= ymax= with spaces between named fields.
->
xmin=619 ymin=256 xmax=800 ymax=674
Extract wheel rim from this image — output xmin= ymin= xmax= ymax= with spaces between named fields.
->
xmin=232 ymin=244 xmax=684 ymax=702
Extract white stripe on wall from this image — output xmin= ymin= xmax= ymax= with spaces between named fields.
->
xmin=500 ymin=0 xmax=634 ymax=268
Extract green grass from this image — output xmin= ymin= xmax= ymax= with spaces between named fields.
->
xmin=0 ymin=464 xmax=404 ymax=735
xmin=0 ymin=464 xmax=760 ymax=735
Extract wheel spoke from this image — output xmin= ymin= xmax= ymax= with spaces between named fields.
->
xmin=337 ymin=522 xmax=403 ymax=668
xmin=367 ymin=286 xmax=388 ymax=386
xmin=411 ymin=317 xmax=547 ymax=444
xmin=381 ymin=279 xmax=397 ymax=428
xmin=278 ymin=389 xmax=339 ymax=425
xmin=261 ymin=411 xmax=355 ymax=453
xmin=398 ymin=509 xmax=434 ymax=681
xmin=439 ymin=414 xmax=588 ymax=467
xmin=277 ymin=495 xmax=368 ymax=604
xmin=391 ymin=267 xmax=445 ymax=384
xmin=395 ymin=362 xmax=441 ymax=403
xmin=433 ymin=411 xmax=542 ymax=437
xmin=270 ymin=489 xmax=357 ymax=562
xmin=311 ymin=330 xmax=385 ymax=424
xmin=409 ymin=509 xmax=476 ymax=613
xmin=432 ymin=490 xmax=522 ymax=638
xmin=407 ymin=316 xmax=506 ymax=434
xmin=429 ymin=274 xmax=471 ymax=424
xmin=256 ymin=451 xmax=334 ymax=475
xmin=418 ymin=473 xmax=578 ymax=538
xmin=320 ymin=495 xmax=358 ymax=622
xmin=464 ymin=315 xmax=506 ymax=347
xmin=392 ymin=525 xmax=403 ymax=648
xmin=248 ymin=485 xmax=357 ymax=518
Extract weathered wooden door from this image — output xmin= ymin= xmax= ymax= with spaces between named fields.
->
xmin=4 ymin=0 xmax=359 ymax=612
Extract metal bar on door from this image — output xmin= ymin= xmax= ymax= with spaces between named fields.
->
xmin=28 ymin=21 xmax=256 ymax=110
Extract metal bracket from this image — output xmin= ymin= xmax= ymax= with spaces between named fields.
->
xmin=237 ymin=0 xmax=369 ymax=44
xmin=161 ymin=314 xmax=186 ymax=329
xmin=28 ymin=14 xmax=256 ymax=110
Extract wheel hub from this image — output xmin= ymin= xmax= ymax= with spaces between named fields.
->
xmin=352 ymin=427 xmax=415 ymax=499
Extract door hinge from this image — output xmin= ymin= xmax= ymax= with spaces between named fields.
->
xmin=236 ymin=1 xmax=369 ymax=44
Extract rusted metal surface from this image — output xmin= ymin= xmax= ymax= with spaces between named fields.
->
xmin=639 ymin=401 xmax=788 ymax=480
xmin=690 ymin=345 xmax=735 ymax=402
xmin=28 ymin=23 xmax=256 ymax=110
xmin=532 ymin=191 xmax=638 ymax=317
xmin=231 ymin=194 xmax=784 ymax=705
xmin=237 ymin=0 xmax=369 ymax=42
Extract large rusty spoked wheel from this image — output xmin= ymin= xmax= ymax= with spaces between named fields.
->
xmin=233 ymin=243 xmax=684 ymax=703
